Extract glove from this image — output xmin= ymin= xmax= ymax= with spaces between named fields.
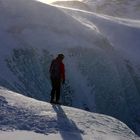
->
xmin=62 ymin=79 xmax=65 ymax=84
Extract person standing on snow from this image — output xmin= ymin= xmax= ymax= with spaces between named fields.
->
xmin=49 ymin=54 xmax=65 ymax=104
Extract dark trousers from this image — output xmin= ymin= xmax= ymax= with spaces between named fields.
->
xmin=50 ymin=78 xmax=61 ymax=102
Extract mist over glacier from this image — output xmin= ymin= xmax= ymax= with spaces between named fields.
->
xmin=0 ymin=0 xmax=140 ymax=136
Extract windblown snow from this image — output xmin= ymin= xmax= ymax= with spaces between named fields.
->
xmin=53 ymin=0 xmax=140 ymax=19
xmin=0 ymin=0 xmax=140 ymax=138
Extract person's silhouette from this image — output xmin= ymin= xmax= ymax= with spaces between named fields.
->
xmin=49 ymin=54 xmax=65 ymax=104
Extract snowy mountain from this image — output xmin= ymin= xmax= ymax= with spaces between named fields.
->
xmin=53 ymin=0 xmax=140 ymax=19
xmin=0 ymin=88 xmax=139 ymax=140
xmin=86 ymin=0 xmax=140 ymax=19
xmin=0 ymin=0 xmax=140 ymax=137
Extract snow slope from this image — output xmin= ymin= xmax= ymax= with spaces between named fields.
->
xmin=0 ymin=88 xmax=139 ymax=140
xmin=52 ymin=0 xmax=91 ymax=11
xmin=85 ymin=0 xmax=140 ymax=19
xmin=53 ymin=0 xmax=140 ymax=19
xmin=0 ymin=0 xmax=140 ymax=136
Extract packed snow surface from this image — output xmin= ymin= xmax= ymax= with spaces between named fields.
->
xmin=0 ymin=88 xmax=139 ymax=140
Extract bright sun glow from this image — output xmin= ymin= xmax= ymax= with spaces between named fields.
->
xmin=35 ymin=0 xmax=57 ymax=4
xmin=35 ymin=0 xmax=82 ymax=4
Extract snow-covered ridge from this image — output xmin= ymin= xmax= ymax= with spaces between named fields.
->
xmin=0 ymin=0 xmax=140 ymax=136
xmin=53 ymin=0 xmax=140 ymax=19
xmin=0 ymin=88 xmax=139 ymax=140
xmin=52 ymin=0 xmax=91 ymax=11
xmin=85 ymin=0 xmax=140 ymax=19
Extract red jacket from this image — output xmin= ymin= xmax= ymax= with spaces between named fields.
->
xmin=50 ymin=58 xmax=65 ymax=81
xmin=60 ymin=61 xmax=65 ymax=81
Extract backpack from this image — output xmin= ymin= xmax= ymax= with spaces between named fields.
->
xmin=50 ymin=59 xmax=61 ymax=79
